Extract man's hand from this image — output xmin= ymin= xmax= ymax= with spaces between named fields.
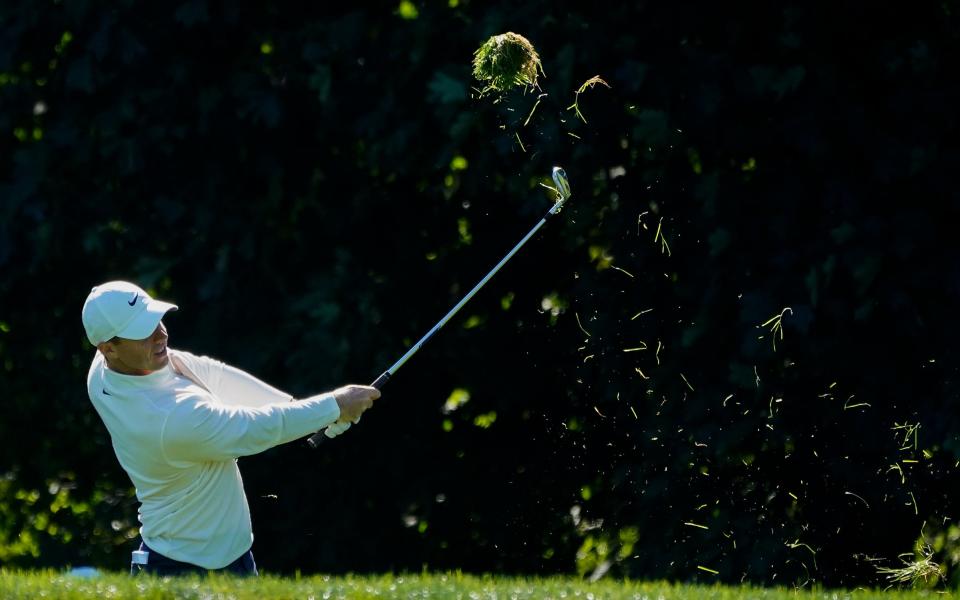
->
xmin=332 ymin=384 xmax=380 ymax=423
xmin=324 ymin=418 xmax=356 ymax=439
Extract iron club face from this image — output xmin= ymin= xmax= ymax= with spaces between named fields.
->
xmin=552 ymin=167 xmax=571 ymax=200
xmin=548 ymin=167 xmax=572 ymax=215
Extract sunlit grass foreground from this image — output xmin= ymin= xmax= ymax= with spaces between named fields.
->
xmin=0 ymin=570 xmax=946 ymax=599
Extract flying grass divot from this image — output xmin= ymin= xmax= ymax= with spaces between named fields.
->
xmin=472 ymin=32 xmax=543 ymax=94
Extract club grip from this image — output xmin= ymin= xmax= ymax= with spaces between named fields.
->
xmin=305 ymin=430 xmax=328 ymax=448
xmin=371 ymin=371 xmax=391 ymax=390
xmin=306 ymin=371 xmax=392 ymax=448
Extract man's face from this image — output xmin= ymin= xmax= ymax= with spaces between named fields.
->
xmin=99 ymin=321 xmax=170 ymax=375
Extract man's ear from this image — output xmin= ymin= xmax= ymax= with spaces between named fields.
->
xmin=97 ymin=341 xmax=116 ymax=357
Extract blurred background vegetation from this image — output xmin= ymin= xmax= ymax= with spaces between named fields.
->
xmin=1 ymin=0 xmax=958 ymax=589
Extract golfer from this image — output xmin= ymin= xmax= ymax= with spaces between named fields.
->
xmin=82 ymin=280 xmax=379 ymax=576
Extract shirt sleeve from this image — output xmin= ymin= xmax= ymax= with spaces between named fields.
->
xmin=172 ymin=349 xmax=293 ymax=408
xmin=160 ymin=392 xmax=340 ymax=463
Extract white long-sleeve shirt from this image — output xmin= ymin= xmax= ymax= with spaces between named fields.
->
xmin=86 ymin=348 xmax=340 ymax=569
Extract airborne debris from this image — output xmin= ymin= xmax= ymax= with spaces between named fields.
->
xmin=574 ymin=312 xmax=592 ymax=337
xmin=758 ymin=307 xmax=793 ymax=351
xmin=892 ymin=422 xmax=920 ymax=451
xmin=472 ymin=32 xmax=543 ymax=94
xmin=844 ymin=491 xmax=871 ymax=508
xmin=637 ymin=211 xmax=649 ymax=235
xmin=515 ymin=132 xmax=526 ymax=153
xmin=653 ymin=217 xmax=672 ymax=256
xmin=843 ymin=395 xmax=871 ymax=410
xmin=567 ymin=76 xmax=611 ymax=123
xmin=887 ymin=463 xmax=906 ymax=484
xmin=523 ymin=93 xmax=547 ymax=126
xmin=876 ymin=545 xmax=944 ymax=587
xmin=697 ymin=565 xmax=719 ymax=575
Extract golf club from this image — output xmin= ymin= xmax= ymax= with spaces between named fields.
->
xmin=307 ymin=167 xmax=572 ymax=448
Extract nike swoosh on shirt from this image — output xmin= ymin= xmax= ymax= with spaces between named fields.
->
xmin=128 ymin=293 xmax=139 ymax=306
xmin=103 ymin=388 xmax=112 ymax=396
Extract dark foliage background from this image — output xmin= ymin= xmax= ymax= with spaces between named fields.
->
xmin=2 ymin=0 xmax=959 ymax=588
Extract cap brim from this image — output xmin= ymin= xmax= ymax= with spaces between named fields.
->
xmin=116 ymin=300 xmax=178 ymax=340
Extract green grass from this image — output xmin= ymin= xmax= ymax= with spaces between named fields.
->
xmin=0 ymin=570 xmax=948 ymax=599
xmin=472 ymin=32 xmax=542 ymax=93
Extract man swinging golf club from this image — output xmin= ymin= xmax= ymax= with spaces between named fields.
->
xmin=82 ymin=281 xmax=380 ymax=576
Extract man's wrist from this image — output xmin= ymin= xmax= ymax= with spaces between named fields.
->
xmin=297 ymin=392 xmax=341 ymax=425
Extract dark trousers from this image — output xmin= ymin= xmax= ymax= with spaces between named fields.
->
xmin=130 ymin=540 xmax=258 ymax=577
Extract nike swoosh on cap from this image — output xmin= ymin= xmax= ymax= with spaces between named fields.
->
xmin=128 ymin=293 xmax=139 ymax=306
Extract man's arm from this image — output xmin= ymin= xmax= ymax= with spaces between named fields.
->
xmin=161 ymin=392 xmax=339 ymax=463
xmin=171 ymin=349 xmax=292 ymax=408
xmin=160 ymin=385 xmax=379 ymax=463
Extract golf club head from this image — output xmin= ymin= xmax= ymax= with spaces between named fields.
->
xmin=552 ymin=167 xmax=571 ymax=200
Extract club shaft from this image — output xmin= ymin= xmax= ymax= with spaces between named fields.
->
xmin=307 ymin=171 xmax=569 ymax=449
xmin=386 ymin=215 xmax=550 ymax=376
xmin=307 ymin=213 xmax=552 ymax=449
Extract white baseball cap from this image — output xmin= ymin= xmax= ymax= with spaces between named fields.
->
xmin=82 ymin=281 xmax=178 ymax=346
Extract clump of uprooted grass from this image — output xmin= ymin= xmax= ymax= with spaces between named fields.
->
xmin=876 ymin=544 xmax=944 ymax=588
xmin=472 ymin=32 xmax=543 ymax=94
